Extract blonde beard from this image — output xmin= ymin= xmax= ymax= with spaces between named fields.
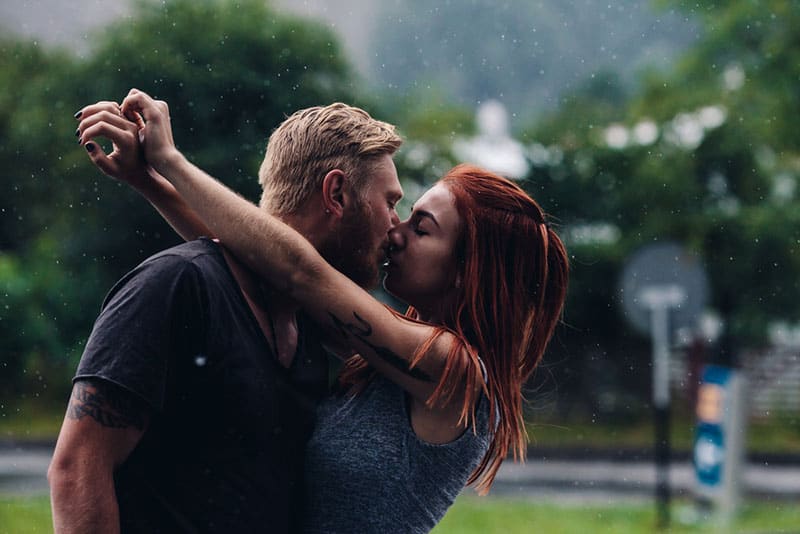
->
xmin=317 ymin=200 xmax=381 ymax=290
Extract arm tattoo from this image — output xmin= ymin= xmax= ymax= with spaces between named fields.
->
xmin=67 ymin=379 xmax=147 ymax=430
xmin=327 ymin=311 xmax=435 ymax=382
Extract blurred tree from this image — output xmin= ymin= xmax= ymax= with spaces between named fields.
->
xmin=523 ymin=0 xmax=800 ymax=417
xmin=0 ymin=0 xmax=359 ymax=402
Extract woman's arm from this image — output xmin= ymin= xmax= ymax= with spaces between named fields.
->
xmin=76 ymin=102 xmax=214 ymax=241
xmin=119 ymin=89 xmax=460 ymax=405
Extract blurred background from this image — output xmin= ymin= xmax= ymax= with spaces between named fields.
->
xmin=0 ymin=0 xmax=798 ymax=531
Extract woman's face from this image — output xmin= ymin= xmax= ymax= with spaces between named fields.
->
xmin=383 ymin=183 xmax=462 ymax=319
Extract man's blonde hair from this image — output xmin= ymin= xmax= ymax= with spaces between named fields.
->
xmin=258 ymin=103 xmax=402 ymax=214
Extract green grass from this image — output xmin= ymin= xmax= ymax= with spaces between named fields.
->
xmin=0 ymin=495 xmax=51 ymax=534
xmin=0 ymin=400 xmax=64 ymax=442
xmin=4 ymin=494 xmax=798 ymax=533
xmin=526 ymin=411 xmax=800 ymax=455
xmin=433 ymin=496 xmax=800 ymax=534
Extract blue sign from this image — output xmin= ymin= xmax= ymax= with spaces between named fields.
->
xmin=694 ymin=365 xmax=731 ymax=491
xmin=694 ymin=423 xmax=724 ymax=486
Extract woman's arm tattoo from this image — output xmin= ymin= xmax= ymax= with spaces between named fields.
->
xmin=67 ymin=379 xmax=147 ymax=430
xmin=327 ymin=311 xmax=435 ymax=382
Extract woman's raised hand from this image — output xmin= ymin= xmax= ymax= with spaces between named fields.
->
xmin=75 ymin=100 xmax=149 ymax=187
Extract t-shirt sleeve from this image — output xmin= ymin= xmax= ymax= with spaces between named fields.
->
xmin=75 ymin=254 xmax=205 ymax=411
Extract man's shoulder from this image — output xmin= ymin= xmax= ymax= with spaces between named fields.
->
xmin=144 ymin=237 xmax=221 ymax=266
xmin=101 ymin=239 xmax=227 ymax=306
xmin=129 ymin=238 xmax=229 ymax=279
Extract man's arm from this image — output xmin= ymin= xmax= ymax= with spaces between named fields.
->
xmin=48 ymin=378 xmax=150 ymax=534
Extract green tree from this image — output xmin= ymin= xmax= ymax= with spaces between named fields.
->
xmin=522 ymin=0 xmax=800 ymax=416
xmin=0 ymin=0 xmax=359 ymax=403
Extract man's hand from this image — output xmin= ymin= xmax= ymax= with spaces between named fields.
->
xmin=120 ymin=88 xmax=181 ymax=174
xmin=76 ymin=101 xmax=151 ymax=188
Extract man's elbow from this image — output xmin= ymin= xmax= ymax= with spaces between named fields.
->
xmin=47 ymin=452 xmax=80 ymax=498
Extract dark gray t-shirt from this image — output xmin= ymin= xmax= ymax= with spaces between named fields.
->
xmin=75 ymin=238 xmax=328 ymax=533
xmin=303 ymin=375 xmax=491 ymax=533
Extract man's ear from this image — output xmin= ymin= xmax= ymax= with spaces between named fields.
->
xmin=321 ymin=169 xmax=346 ymax=217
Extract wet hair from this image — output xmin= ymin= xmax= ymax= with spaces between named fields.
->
xmin=341 ymin=164 xmax=569 ymax=493
xmin=258 ymin=103 xmax=402 ymax=215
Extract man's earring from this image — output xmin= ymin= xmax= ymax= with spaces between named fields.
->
xmin=325 ymin=208 xmax=331 ymax=214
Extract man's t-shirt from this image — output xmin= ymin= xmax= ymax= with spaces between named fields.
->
xmin=75 ymin=238 xmax=328 ymax=533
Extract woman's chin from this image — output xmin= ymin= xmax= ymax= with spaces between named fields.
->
xmin=382 ymin=271 xmax=402 ymax=299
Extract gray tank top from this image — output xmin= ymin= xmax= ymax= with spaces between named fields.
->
xmin=302 ymin=375 xmax=491 ymax=533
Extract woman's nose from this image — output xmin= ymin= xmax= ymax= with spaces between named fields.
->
xmin=388 ymin=226 xmax=405 ymax=250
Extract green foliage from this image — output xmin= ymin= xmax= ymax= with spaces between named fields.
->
xmin=0 ymin=0 xmax=358 ymax=403
xmin=519 ymin=0 xmax=800 ymax=416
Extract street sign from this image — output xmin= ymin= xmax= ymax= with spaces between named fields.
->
xmin=694 ymin=365 xmax=746 ymax=525
xmin=618 ymin=242 xmax=710 ymax=528
xmin=618 ymin=242 xmax=709 ymax=336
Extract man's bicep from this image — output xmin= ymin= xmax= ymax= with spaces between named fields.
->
xmin=68 ymin=379 xmax=149 ymax=431
xmin=59 ymin=378 xmax=151 ymax=467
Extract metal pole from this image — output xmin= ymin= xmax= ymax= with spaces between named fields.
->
xmin=650 ymin=304 xmax=671 ymax=529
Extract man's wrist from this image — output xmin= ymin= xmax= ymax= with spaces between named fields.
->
xmin=152 ymin=148 xmax=186 ymax=179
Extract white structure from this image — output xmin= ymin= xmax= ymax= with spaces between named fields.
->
xmin=453 ymin=99 xmax=530 ymax=180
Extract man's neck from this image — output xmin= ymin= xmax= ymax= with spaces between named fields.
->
xmin=221 ymin=246 xmax=299 ymax=367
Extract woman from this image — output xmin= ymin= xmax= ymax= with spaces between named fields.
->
xmin=78 ymin=89 xmax=569 ymax=533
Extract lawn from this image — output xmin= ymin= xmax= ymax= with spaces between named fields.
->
xmin=433 ymin=496 xmax=800 ymax=533
xmin=2 ymin=494 xmax=799 ymax=533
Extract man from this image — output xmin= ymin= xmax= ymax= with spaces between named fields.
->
xmin=48 ymin=98 xmax=404 ymax=533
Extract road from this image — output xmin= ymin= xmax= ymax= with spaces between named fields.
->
xmin=2 ymin=443 xmax=799 ymax=503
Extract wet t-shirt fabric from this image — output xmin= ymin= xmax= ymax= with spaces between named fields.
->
xmin=76 ymin=238 xmax=328 ymax=533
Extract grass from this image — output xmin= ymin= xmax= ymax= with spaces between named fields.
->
xmin=0 ymin=495 xmax=51 ymax=534
xmin=3 ymin=494 xmax=799 ymax=534
xmin=525 ymin=409 xmax=800 ymax=455
xmin=0 ymin=400 xmax=64 ymax=442
xmin=433 ymin=496 xmax=800 ymax=534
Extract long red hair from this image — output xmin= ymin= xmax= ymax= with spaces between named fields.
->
xmin=340 ymin=164 xmax=569 ymax=493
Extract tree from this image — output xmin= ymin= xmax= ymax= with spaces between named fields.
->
xmin=521 ymin=0 xmax=800 ymax=416
xmin=0 ymin=0 xmax=359 ymax=402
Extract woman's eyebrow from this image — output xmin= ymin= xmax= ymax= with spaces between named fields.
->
xmin=412 ymin=209 xmax=440 ymax=228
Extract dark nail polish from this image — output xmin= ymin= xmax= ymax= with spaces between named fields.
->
xmin=74 ymin=110 xmax=82 ymax=119
xmin=85 ymin=142 xmax=95 ymax=153
xmin=77 ymin=138 xmax=82 ymax=144
xmin=75 ymin=129 xmax=80 ymax=137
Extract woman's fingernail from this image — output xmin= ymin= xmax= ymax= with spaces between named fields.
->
xmin=74 ymin=129 xmax=80 ymax=137
xmin=85 ymin=142 xmax=95 ymax=153
xmin=74 ymin=110 xmax=83 ymax=119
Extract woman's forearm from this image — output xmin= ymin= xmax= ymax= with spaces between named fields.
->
xmin=133 ymin=168 xmax=215 ymax=242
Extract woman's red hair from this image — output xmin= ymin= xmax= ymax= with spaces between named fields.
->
xmin=340 ymin=164 xmax=569 ymax=493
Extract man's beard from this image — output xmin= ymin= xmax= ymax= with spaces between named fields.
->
xmin=318 ymin=201 xmax=382 ymax=289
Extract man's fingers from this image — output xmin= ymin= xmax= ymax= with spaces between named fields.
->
xmin=120 ymin=90 xmax=163 ymax=124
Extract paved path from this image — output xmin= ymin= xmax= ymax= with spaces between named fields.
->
xmin=2 ymin=444 xmax=799 ymax=503
xmin=491 ymin=457 xmax=800 ymax=504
